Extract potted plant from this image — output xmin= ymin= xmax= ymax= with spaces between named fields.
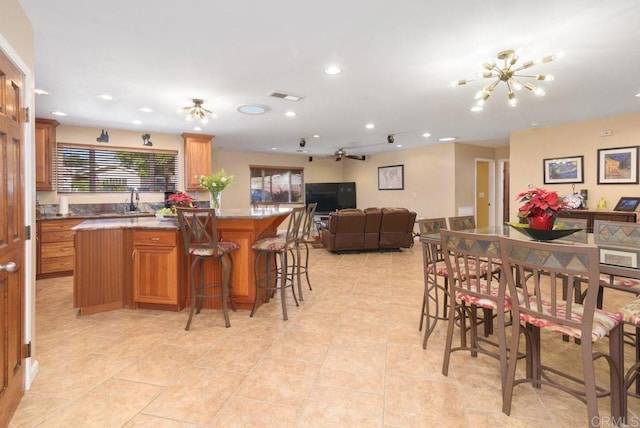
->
xmin=167 ymin=192 xmax=196 ymax=213
xmin=516 ymin=187 xmax=566 ymax=230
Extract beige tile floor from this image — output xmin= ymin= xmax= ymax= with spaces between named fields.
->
xmin=10 ymin=242 xmax=640 ymax=427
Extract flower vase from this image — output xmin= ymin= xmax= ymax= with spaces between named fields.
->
xmin=209 ymin=192 xmax=221 ymax=210
xmin=527 ymin=208 xmax=555 ymax=230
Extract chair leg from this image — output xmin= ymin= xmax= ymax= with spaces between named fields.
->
xmin=196 ymin=260 xmax=205 ymax=314
xmin=303 ymin=241 xmax=312 ymax=290
xmin=227 ymin=254 xmax=237 ymax=312
xmin=295 ymin=243 xmax=304 ymax=301
xmin=220 ymin=254 xmax=231 ymax=328
xmin=441 ymin=295 xmax=458 ymax=377
xmin=582 ymin=337 xmax=600 ymax=428
xmin=278 ymin=251 xmax=288 ymax=321
xmin=250 ymin=252 xmax=263 ymax=318
xmin=185 ymin=257 xmax=200 ymax=331
xmin=502 ymin=320 xmax=522 ymax=415
xmin=609 ymin=324 xmax=624 ymax=424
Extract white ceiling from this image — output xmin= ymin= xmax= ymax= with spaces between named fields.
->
xmin=18 ymin=0 xmax=640 ymax=157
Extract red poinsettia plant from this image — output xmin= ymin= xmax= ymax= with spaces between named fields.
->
xmin=516 ymin=187 xmax=566 ymax=218
xmin=167 ymin=192 xmax=196 ymax=212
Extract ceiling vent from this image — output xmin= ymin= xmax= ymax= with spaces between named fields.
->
xmin=268 ymin=91 xmax=304 ymax=101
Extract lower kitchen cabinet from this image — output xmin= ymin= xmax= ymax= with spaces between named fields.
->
xmin=132 ymin=229 xmax=184 ymax=310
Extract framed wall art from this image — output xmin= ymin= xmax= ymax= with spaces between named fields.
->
xmin=597 ymin=145 xmax=639 ymax=184
xmin=543 ymin=155 xmax=584 ymax=184
xmin=378 ymin=164 xmax=404 ymax=190
xmin=613 ymin=197 xmax=640 ymax=212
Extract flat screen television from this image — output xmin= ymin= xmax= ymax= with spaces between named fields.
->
xmin=305 ymin=182 xmax=356 ymax=214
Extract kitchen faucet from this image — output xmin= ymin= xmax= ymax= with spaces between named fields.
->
xmin=128 ymin=187 xmax=139 ymax=211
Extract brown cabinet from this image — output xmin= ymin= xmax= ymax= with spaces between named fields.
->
xmin=37 ymin=219 xmax=82 ymax=279
xmin=557 ymin=209 xmax=637 ymax=233
xmin=35 ymin=118 xmax=59 ymax=190
xmin=132 ymin=229 xmax=183 ymax=310
xmin=182 ymin=133 xmax=213 ymax=190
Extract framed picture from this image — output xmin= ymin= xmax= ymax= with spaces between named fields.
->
xmin=599 ymin=247 xmax=639 ymax=269
xmin=613 ymin=197 xmax=640 ymax=212
xmin=597 ymin=145 xmax=639 ymax=184
xmin=378 ymin=164 xmax=404 ymax=190
xmin=543 ymin=155 xmax=584 ymax=184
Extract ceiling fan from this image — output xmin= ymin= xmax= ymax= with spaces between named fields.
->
xmin=334 ymin=148 xmax=366 ymax=162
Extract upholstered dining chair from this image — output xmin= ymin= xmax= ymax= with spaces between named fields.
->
xmin=440 ymin=229 xmax=514 ymax=390
xmin=294 ymin=202 xmax=317 ymax=301
xmin=177 ymin=208 xmax=239 ymax=330
xmin=499 ymin=236 xmax=624 ymax=428
xmin=250 ymin=206 xmax=305 ymax=320
xmin=447 ymin=215 xmax=476 ymax=231
xmin=416 ymin=218 xmax=448 ymax=334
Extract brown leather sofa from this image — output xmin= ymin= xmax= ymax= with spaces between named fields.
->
xmin=322 ymin=207 xmax=416 ymax=252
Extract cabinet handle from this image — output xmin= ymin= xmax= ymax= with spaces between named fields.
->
xmin=60 ymin=262 xmax=71 ymax=267
xmin=60 ymin=248 xmax=71 ymax=252
xmin=132 ymin=250 xmax=136 ymax=260
xmin=150 ymin=237 xmax=161 ymax=242
xmin=61 ymin=234 xmax=74 ymax=238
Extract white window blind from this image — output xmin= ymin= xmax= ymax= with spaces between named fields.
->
xmin=56 ymin=143 xmax=179 ymax=193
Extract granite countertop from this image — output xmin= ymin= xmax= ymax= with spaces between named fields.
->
xmin=73 ymin=217 xmax=178 ymax=231
xmin=38 ymin=212 xmax=155 ymax=221
xmin=72 ymin=207 xmax=293 ymax=231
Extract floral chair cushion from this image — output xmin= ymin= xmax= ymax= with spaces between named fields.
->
xmin=189 ymin=241 xmax=240 ymax=257
xmin=520 ymin=297 xmax=621 ymax=341
xmin=455 ymin=278 xmax=524 ymax=311
xmin=600 ymin=274 xmax=640 ymax=291
xmin=616 ymin=298 xmax=640 ymax=326
xmin=252 ymin=236 xmax=292 ymax=252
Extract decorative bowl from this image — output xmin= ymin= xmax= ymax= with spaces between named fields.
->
xmin=506 ymin=222 xmax=583 ymax=241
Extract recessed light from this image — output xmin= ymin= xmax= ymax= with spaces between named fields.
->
xmin=365 ymin=123 xmax=375 ymax=129
xmin=97 ymin=94 xmax=115 ymax=100
xmin=237 ymin=104 xmax=269 ymax=115
xmin=312 ymin=134 xmax=320 ymax=138
xmin=470 ymin=106 xmax=484 ymax=112
xmin=396 ymin=144 xmax=402 ymax=148
xmin=636 ymin=92 xmax=640 ymax=98
xmin=422 ymin=132 xmax=431 ymax=138
xmin=34 ymin=89 xmax=49 ymax=95
xmin=438 ymin=136 xmax=456 ymax=142
xmin=131 ymin=119 xmax=142 ymax=125
xmin=285 ymin=111 xmax=297 ymax=117
xmin=324 ymin=66 xmax=342 ymax=75
xmin=271 ymin=147 xmax=277 ymax=150
xmin=193 ymin=126 xmax=202 ymax=131
xmin=51 ymin=111 xmax=67 ymax=116
xmin=138 ymin=107 xmax=154 ymax=113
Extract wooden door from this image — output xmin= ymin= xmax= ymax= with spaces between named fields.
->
xmin=0 ymin=48 xmax=26 ymax=424
xmin=475 ymin=160 xmax=490 ymax=228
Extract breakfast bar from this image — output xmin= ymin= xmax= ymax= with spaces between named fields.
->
xmin=72 ymin=207 xmax=291 ymax=315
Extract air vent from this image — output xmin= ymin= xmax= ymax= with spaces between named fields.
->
xmin=268 ymin=91 xmax=304 ymax=101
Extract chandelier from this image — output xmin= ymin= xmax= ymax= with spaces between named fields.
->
xmin=183 ymin=98 xmax=212 ymax=124
xmin=452 ymin=49 xmax=562 ymax=111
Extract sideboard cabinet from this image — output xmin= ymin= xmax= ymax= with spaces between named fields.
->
xmin=556 ymin=209 xmax=637 ymax=233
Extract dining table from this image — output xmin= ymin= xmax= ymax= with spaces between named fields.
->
xmin=419 ymin=224 xmax=640 ymax=349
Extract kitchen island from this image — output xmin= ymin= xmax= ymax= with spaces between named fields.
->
xmin=72 ymin=208 xmax=292 ymax=315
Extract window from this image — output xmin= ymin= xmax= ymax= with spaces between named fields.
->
xmin=250 ymin=166 xmax=303 ymax=204
xmin=56 ymin=143 xmax=178 ymax=193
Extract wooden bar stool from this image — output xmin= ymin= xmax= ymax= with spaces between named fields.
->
xmin=177 ymin=208 xmax=239 ymax=330
xmin=294 ymin=203 xmax=317 ymax=301
xmin=250 ymin=207 xmax=304 ymax=320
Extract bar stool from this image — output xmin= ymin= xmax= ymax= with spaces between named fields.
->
xmin=250 ymin=207 xmax=304 ymax=320
xmin=177 ymin=208 xmax=239 ymax=330
xmin=294 ymin=203 xmax=317 ymax=301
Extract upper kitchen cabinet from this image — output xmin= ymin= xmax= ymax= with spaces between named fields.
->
xmin=35 ymin=118 xmax=59 ymax=190
xmin=182 ymin=133 xmax=213 ymax=190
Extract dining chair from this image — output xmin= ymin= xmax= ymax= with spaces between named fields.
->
xmin=499 ymin=236 xmax=623 ymax=428
xmin=250 ymin=207 xmax=304 ymax=320
xmin=177 ymin=208 xmax=239 ymax=330
xmin=294 ymin=202 xmax=317 ymax=301
xmin=440 ymin=229 xmax=514 ymax=390
xmin=447 ymin=215 xmax=476 ymax=231
xmin=416 ymin=218 xmax=448 ymax=346
xmin=554 ymin=217 xmax=588 ymax=244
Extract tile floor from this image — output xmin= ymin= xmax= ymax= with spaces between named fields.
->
xmin=10 ymin=242 xmax=640 ymax=427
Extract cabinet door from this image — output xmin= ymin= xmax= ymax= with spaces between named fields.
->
xmin=35 ymin=118 xmax=59 ymax=190
xmin=182 ymin=133 xmax=213 ymax=190
xmin=133 ymin=244 xmax=178 ymax=305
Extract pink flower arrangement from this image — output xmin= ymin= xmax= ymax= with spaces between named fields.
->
xmin=516 ymin=187 xmax=566 ymax=218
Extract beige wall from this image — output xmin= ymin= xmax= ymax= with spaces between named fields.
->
xmin=213 ymin=150 xmax=344 ymax=209
xmin=42 ymin=124 xmax=509 ymax=218
xmin=510 ymin=112 xmax=640 ymax=221
xmin=0 ymin=0 xmax=34 ymax=68
xmin=343 ymin=143 xmax=457 ymax=218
